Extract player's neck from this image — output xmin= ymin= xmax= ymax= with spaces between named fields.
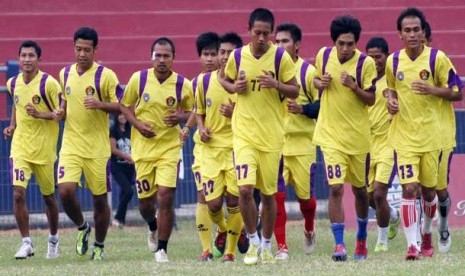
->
xmin=155 ymin=70 xmax=172 ymax=82
xmin=405 ymin=44 xmax=424 ymax=61
xmin=77 ymin=63 xmax=93 ymax=74
xmin=250 ymin=44 xmax=270 ymax=58
xmin=22 ymin=69 xmax=39 ymax=84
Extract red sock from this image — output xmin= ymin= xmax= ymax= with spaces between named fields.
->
xmin=422 ymin=198 xmax=437 ymax=219
xmin=300 ymin=197 xmax=316 ymax=232
xmin=274 ymin=192 xmax=287 ymax=248
xmin=401 ymin=197 xmax=417 ymax=227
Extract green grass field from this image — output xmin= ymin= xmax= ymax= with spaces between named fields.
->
xmin=1 ymin=219 xmax=465 ymax=275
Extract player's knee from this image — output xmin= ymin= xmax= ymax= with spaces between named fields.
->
xmin=92 ymin=195 xmax=108 ymax=212
xmin=13 ymin=187 xmax=26 ymax=204
xmin=239 ymin=186 xmax=254 ymax=201
xmin=402 ymin=183 xmax=417 ymax=198
xmin=329 ymin=185 xmax=344 ymax=199
xmin=207 ymin=200 xmax=222 ymax=213
xmin=373 ymin=189 xmax=387 ymax=205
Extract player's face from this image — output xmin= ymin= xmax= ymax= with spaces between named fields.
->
xmin=219 ymin=42 xmax=236 ymax=68
xmin=399 ymin=16 xmax=424 ymax=50
xmin=152 ymin=43 xmax=174 ymax=74
xmin=74 ymin=39 xmax=96 ymax=71
xmin=335 ymin=33 xmax=356 ymax=62
xmin=367 ymin=47 xmax=387 ymax=76
xmin=249 ymin=20 xmax=272 ymax=54
xmin=275 ymin=31 xmax=298 ymax=59
xmin=199 ymin=48 xmax=219 ymax=73
xmin=19 ymin=47 xmax=40 ymax=74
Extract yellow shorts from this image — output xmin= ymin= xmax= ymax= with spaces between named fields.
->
xmin=10 ymin=158 xmax=55 ymax=195
xmin=321 ymin=147 xmax=369 ymax=188
xmin=233 ymin=143 xmax=281 ymax=196
xmin=201 ymin=146 xmax=238 ymax=202
xmin=135 ymin=158 xmax=179 ymax=199
xmin=437 ymin=148 xmax=453 ymax=191
xmin=57 ymin=154 xmax=110 ymax=195
xmin=192 ymin=144 xmax=202 ymax=192
xmin=395 ymin=150 xmax=440 ymax=188
xmin=283 ymin=153 xmax=317 ymax=200
xmin=367 ymin=154 xmax=396 ymax=193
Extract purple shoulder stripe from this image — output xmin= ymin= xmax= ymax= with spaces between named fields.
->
xmin=94 ymin=65 xmax=104 ymax=101
xmin=192 ymin=77 xmax=198 ymax=97
xmin=234 ymin=48 xmax=243 ymax=74
xmin=456 ymin=74 xmax=464 ymax=90
xmin=318 ymin=46 xmax=332 ymax=98
xmin=63 ymin=65 xmax=71 ymax=88
xmin=356 ymin=54 xmax=367 ymax=88
xmin=175 ymin=74 xmax=185 ymax=104
xmin=300 ymin=61 xmax=310 ymax=95
xmin=116 ymin=84 xmax=124 ymax=101
xmin=275 ymin=47 xmax=285 ymax=80
xmin=429 ymin=48 xmax=439 ymax=80
xmin=202 ymin=72 xmax=212 ymax=96
xmin=392 ymin=51 xmax=400 ymax=77
xmin=10 ymin=76 xmax=18 ymax=97
xmin=139 ymin=69 xmax=148 ymax=98
xmin=39 ymin=74 xmax=53 ymax=111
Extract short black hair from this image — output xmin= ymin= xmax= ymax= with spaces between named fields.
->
xmin=195 ymin=32 xmax=220 ymax=57
xmin=19 ymin=40 xmax=42 ymax=58
xmin=74 ymin=27 xmax=98 ymax=47
xmin=220 ymin=32 xmax=243 ymax=48
xmin=151 ymin=37 xmax=176 ymax=56
xmin=365 ymin=37 xmax=389 ymax=55
xmin=397 ymin=7 xmax=427 ymax=31
xmin=249 ymin=8 xmax=274 ymax=31
xmin=424 ymin=21 xmax=432 ymax=42
xmin=330 ymin=15 xmax=362 ymax=43
xmin=276 ymin=23 xmax=302 ymax=43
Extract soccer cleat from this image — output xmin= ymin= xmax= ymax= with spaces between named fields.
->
xmin=147 ymin=230 xmax=158 ymax=253
xmin=261 ymin=247 xmax=275 ymax=264
xmin=76 ymin=222 xmax=91 ymax=256
xmin=46 ymin=240 xmax=59 ymax=259
xmin=388 ymin=210 xmax=400 ymax=240
xmin=405 ymin=245 xmax=420 ymax=260
xmin=237 ymin=228 xmax=250 ymax=254
xmin=354 ymin=239 xmax=368 ymax=260
xmin=374 ymin=242 xmax=388 ymax=253
xmin=420 ymin=233 xmax=434 ymax=257
xmin=332 ymin=244 xmax=347 ymax=262
xmin=213 ymin=230 xmax=227 ymax=258
xmin=223 ymin=253 xmax=235 ymax=263
xmin=275 ymin=245 xmax=289 ymax=261
xmin=155 ymin=249 xmax=169 ymax=263
xmin=15 ymin=242 xmax=34 ymax=259
xmin=200 ymin=250 xmax=213 ymax=262
xmin=304 ymin=230 xmax=316 ymax=254
xmin=438 ymin=229 xmax=451 ymax=253
xmin=90 ymin=246 xmax=104 ymax=261
xmin=244 ymin=243 xmax=260 ymax=265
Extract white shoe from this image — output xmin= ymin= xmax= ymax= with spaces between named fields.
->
xmin=148 ymin=230 xmax=158 ymax=253
xmin=15 ymin=242 xmax=34 ymax=259
xmin=304 ymin=230 xmax=316 ymax=254
xmin=275 ymin=246 xmax=289 ymax=261
xmin=438 ymin=229 xmax=451 ymax=253
xmin=46 ymin=240 xmax=59 ymax=259
xmin=112 ymin=219 xmax=123 ymax=229
xmin=155 ymin=249 xmax=169 ymax=263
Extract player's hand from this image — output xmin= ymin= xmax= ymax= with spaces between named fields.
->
xmin=199 ymin=127 xmax=212 ymax=143
xmin=163 ymin=108 xmax=183 ymax=127
xmin=220 ymin=98 xmax=235 ymax=118
xmin=84 ymin=96 xmax=102 ymax=109
xmin=340 ymin=71 xmax=357 ymax=91
xmin=25 ymin=103 xmax=39 ymax=117
xmin=52 ymin=108 xmax=65 ymax=121
xmin=124 ymin=154 xmax=134 ymax=164
xmin=319 ymin=73 xmax=332 ymax=89
xmin=387 ymin=97 xmax=399 ymax=115
xmin=179 ymin=126 xmax=190 ymax=143
xmin=135 ymin=121 xmax=156 ymax=138
xmin=287 ymin=99 xmax=303 ymax=114
xmin=3 ymin=125 xmax=15 ymax=139
xmin=234 ymin=78 xmax=247 ymax=94
xmin=411 ymin=80 xmax=432 ymax=95
xmin=257 ymin=69 xmax=279 ymax=89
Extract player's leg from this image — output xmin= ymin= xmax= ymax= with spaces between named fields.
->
xmin=274 ymin=156 xmax=287 ymax=260
xmin=436 ymin=148 xmax=453 ymax=253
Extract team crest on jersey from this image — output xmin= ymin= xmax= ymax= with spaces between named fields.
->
xmin=85 ymin=86 xmax=95 ymax=96
xmin=14 ymin=95 xmax=19 ymax=104
xmin=206 ymin=98 xmax=212 ymax=107
xmin=166 ymin=96 xmax=176 ymax=107
xmin=397 ymin=71 xmax=404 ymax=81
xmin=66 ymin=86 xmax=71 ymax=95
xmin=143 ymin=93 xmax=150 ymax=102
xmin=419 ymin=69 xmax=430 ymax=81
xmin=32 ymin=95 xmax=41 ymax=104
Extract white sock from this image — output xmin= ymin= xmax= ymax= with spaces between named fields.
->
xmin=415 ymin=198 xmax=422 ymax=244
xmin=377 ymin=226 xmax=389 ymax=244
xmin=389 ymin=205 xmax=399 ymax=222
xmin=22 ymin=237 xmax=32 ymax=244
xmin=49 ymin=234 xmax=59 ymax=243
xmin=261 ymin=237 xmax=272 ymax=251
xmin=402 ymin=198 xmax=418 ymax=248
xmin=248 ymin=231 xmax=260 ymax=245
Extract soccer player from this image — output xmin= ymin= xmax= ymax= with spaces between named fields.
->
xmin=365 ymin=37 xmax=400 ymax=252
xmin=423 ymin=21 xmax=463 ymax=253
xmin=313 ymin=15 xmax=376 ymax=261
xmin=223 ymin=8 xmax=299 ymax=265
xmin=386 ymin=7 xmax=462 ymax=260
xmin=4 ymin=40 xmax=60 ymax=259
xmin=53 ymin=27 xmax=122 ymax=260
xmin=120 ymin=37 xmax=193 ymax=263
xmin=273 ymin=23 xmax=320 ymax=260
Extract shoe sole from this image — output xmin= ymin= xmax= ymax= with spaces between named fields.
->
xmin=406 ymin=255 xmax=419 ymax=260
xmin=332 ymin=255 xmax=347 ymax=262
xmin=15 ymin=252 xmax=34 ymax=260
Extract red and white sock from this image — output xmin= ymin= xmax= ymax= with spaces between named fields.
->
xmin=401 ymin=197 xmax=418 ymax=247
xmin=422 ymin=196 xmax=437 ymax=234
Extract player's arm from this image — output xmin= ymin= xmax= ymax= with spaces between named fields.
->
xmin=110 ymin=136 xmax=134 ymax=164
xmin=195 ymin=112 xmax=211 ymax=143
xmin=258 ymin=72 xmax=299 ymax=99
xmin=301 ymin=100 xmax=320 ymax=119
xmin=411 ymin=81 xmax=462 ymax=101
xmin=120 ymin=104 xmax=156 ymax=138
xmin=386 ymin=89 xmax=399 ymax=115
xmin=84 ymin=97 xmax=120 ymax=113
xmin=3 ymin=105 xmax=16 ymax=139
xmin=222 ymin=52 xmax=247 ymax=94
xmin=340 ymin=71 xmax=375 ymax=106
xmin=180 ymin=111 xmax=197 ymax=142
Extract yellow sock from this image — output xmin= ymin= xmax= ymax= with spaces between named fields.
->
xmin=225 ymin=206 xmax=243 ymax=255
xmin=196 ymin=203 xmax=212 ymax=252
xmin=208 ymin=208 xmax=227 ymax=233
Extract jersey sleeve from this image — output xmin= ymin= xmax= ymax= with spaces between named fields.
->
xmin=279 ymin=51 xmax=296 ymax=83
xmin=195 ymin=76 xmax=206 ymax=115
xmin=225 ymin=49 xmax=238 ymax=81
xmin=306 ymin=64 xmax=319 ymax=101
xmin=385 ymin=54 xmax=396 ymax=92
xmin=6 ymin=78 xmax=13 ymax=99
xmin=436 ymin=51 xmax=460 ymax=92
xmin=45 ymin=77 xmax=62 ymax=110
xmin=102 ymin=69 xmax=120 ymax=103
xmin=120 ymin=72 xmax=141 ymax=107
xmin=180 ymin=80 xmax=194 ymax=112
xmin=58 ymin=68 xmax=68 ymax=101
xmin=314 ymin=47 xmax=326 ymax=79
xmin=362 ymin=56 xmax=377 ymax=92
